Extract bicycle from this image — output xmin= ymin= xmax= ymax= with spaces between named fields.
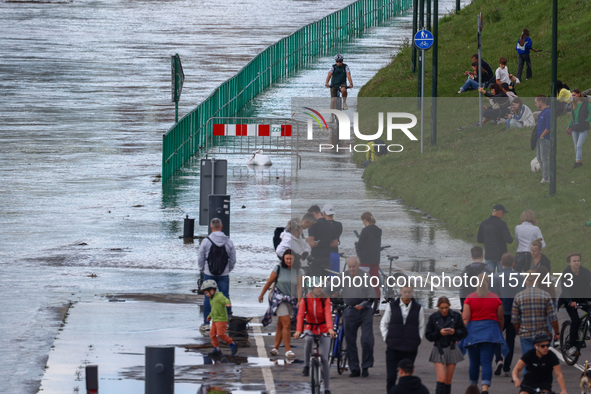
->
xmin=378 ymin=254 xmax=403 ymax=303
xmin=559 ymin=301 xmax=591 ymax=365
xmin=301 ymin=333 xmax=330 ymax=394
xmin=328 ymin=299 xmax=348 ymax=375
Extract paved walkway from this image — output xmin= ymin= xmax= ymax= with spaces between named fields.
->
xmin=38 ymin=293 xmax=586 ymax=393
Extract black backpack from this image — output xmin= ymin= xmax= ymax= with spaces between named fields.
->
xmin=206 ymin=237 xmax=229 ymax=276
xmin=373 ymin=139 xmax=388 ymax=156
xmin=273 ymin=226 xmax=285 ymax=250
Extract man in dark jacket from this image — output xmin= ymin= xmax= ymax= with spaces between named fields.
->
xmin=380 ymin=286 xmax=425 ymax=392
xmin=477 ymin=203 xmax=513 ymax=273
xmin=560 ymin=253 xmax=591 ymax=354
xmin=490 ymin=253 xmax=521 ymax=377
xmin=389 ymin=359 xmax=430 ymax=394
xmin=306 ymin=205 xmax=336 ymax=276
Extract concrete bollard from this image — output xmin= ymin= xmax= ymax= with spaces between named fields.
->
xmin=183 ymin=215 xmax=195 ymax=239
xmin=145 ymin=346 xmax=174 ymax=394
xmin=85 ymin=364 xmax=98 ymax=394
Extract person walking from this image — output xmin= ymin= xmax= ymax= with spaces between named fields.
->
xmin=515 ymin=29 xmax=539 ymax=82
xmin=355 ymin=211 xmax=382 ymax=313
xmin=459 ymin=246 xmax=491 ymax=310
xmin=490 ymin=253 xmax=521 ymax=377
xmin=381 ymin=286 xmax=426 ymax=392
xmin=259 ymin=249 xmax=302 ymax=358
xmin=568 ymin=89 xmax=590 ymax=168
xmin=332 ymin=257 xmax=375 ymax=378
xmin=534 ymin=96 xmax=551 ymax=183
xmin=529 ymin=238 xmax=551 ymax=272
xmin=198 ymin=218 xmax=237 ymax=331
xmin=512 ymin=270 xmax=559 ymax=356
xmin=306 ymin=205 xmax=336 ymax=276
xmin=201 ymin=279 xmax=238 ymax=357
xmin=477 ymin=204 xmax=513 ymax=273
xmin=425 ymin=296 xmax=467 ymax=394
xmin=461 ymin=273 xmax=508 ymax=394
xmin=514 ymin=209 xmax=545 ymax=272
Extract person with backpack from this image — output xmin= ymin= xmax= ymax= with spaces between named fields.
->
xmin=459 ymin=246 xmax=492 ymax=311
xmin=198 ymin=218 xmax=236 ymax=331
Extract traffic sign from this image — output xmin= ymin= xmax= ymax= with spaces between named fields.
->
xmin=171 ymin=54 xmax=184 ymax=103
xmin=414 ymin=29 xmax=434 ymax=50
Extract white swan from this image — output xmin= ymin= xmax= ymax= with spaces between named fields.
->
xmin=247 ymin=149 xmax=272 ymax=166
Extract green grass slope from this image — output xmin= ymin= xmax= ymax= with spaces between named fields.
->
xmin=357 ymin=0 xmax=591 ymax=270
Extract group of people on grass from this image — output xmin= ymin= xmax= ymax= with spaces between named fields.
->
xmin=457 ymin=28 xmax=590 ymax=178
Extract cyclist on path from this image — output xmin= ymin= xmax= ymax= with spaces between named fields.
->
xmin=325 ymin=54 xmax=353 ymax=112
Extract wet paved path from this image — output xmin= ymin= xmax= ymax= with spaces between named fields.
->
xmin=40 ymin=293 xmax=585 ymax=393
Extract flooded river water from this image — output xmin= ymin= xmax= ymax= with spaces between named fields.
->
xmin=0 ymin=0 xmax=469 ymax=392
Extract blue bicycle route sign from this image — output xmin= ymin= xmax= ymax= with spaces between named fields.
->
xmin=414 ymin=29 xmax=434 ymax=50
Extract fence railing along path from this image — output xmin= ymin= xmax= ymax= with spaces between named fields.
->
xmin=162 ymin=0 xmax=413 ymax=182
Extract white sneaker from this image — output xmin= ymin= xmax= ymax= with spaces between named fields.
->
xmin=342 ymin=103 xmax=348 ymax=110
xmin=540 ymin=178 xmax=549 ymax=183
xmin=199 ymin=323 xmax=210 ymax=333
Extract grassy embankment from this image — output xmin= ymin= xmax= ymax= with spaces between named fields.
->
xmin=357 ymin=0 xmax=591 ymax=270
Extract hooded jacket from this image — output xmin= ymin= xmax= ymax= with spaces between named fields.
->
xmin=198 ymin=231 xmax=236 ymax=276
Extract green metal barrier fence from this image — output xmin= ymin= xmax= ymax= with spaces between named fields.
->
xmin=162 ymin=0 xmax=413 ymax=182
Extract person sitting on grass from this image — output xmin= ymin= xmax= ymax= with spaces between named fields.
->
xmin=477 ymin=84 xmax=510 ymax=126
xmin=458 ymin=62 xmax=491 ymax=94
xmin=505 ymin=98 xmax=535 ymax=130
xmin=201 ymin=279 xmax=238 ymax=357
xmin=495 ymin=57 xmax=512 ymax=86
xmin=294 ymin=277 xmax=336 ymax=394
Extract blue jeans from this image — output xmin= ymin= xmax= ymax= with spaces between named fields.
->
xmin=467 ymin=342 xmax=496 ymax=386
xmin=485 ymin=260 xmax=500 ymax=273
xmin=460 ymin=78 xmax=480 ymax=92
xmin=573 ymin=130 xmax=588 ymax=162
xmin=203 ymin=274 xmax=231 ymax=324
xmin=505 ymin=118 xmax=524 ymax=130
xmin=536 ymin=138 xmax=550 ymax=181
xmin=520 ymin=337 xmax=534 ymax=356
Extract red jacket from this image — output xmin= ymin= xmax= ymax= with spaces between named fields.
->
xmin=297 ymin=294 xmax=333 ymax=335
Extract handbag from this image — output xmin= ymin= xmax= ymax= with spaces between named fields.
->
xmin=530 ymin=126 xmax=538 ymax=151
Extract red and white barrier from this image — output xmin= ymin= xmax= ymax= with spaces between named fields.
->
xmin=213 ymin=124 xmax=292 ymax=137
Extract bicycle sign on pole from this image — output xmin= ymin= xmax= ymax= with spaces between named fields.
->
xmin=414 ymin=29 xmax=434 ymax=154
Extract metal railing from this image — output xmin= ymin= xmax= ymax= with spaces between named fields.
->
xmin=162 ymin=0 xmax=413 ymax=182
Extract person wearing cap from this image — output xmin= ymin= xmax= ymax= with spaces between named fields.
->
xmin=477 ymin=204 xmax=513 ymax=273
xmin=388 ymin=359 xmax=430 ymax=394
xmin=322 ymin=203 xmax=343 ymax=275
xmin=306 ymin=205 xmax=337 ymax=276
xmin=201 ymin=279 xmax=238 ymax=357
xmin=294 ymin=277 xmax=336 ymax=394
xmin=511 ymin=333 xmax=567 ymax=394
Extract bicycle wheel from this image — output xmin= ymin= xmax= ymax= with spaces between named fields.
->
xmin=310 ymin=358 xmax=321 ymax=394
xmin=560 ymin=320 xmax=579 ymax=365
xmin=337 ymin=338 xmax=348 ymax=375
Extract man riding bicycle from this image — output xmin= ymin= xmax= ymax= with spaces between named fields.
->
xmin=325 ymin=54 xmax=353 ymax=111
xmin=511 ymin=333 xmax=567 ymax=394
